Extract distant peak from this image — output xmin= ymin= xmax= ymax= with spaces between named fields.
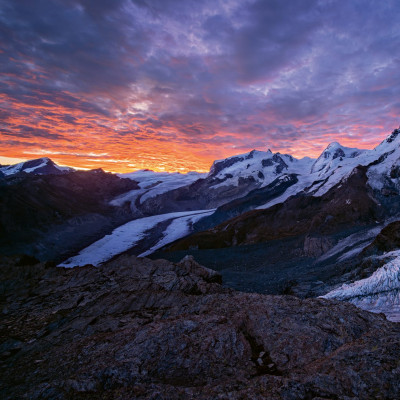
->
xmin=28 ymin=157 xmax=53 ymax=165
xmin=326 ymin=141 xmax=342 ymax=150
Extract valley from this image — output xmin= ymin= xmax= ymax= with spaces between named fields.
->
xmin=2 ymin=128 xmax=400 ymax=320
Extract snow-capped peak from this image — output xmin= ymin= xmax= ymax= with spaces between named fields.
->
xmin=0 ymin=157 xmax=72 ymax=176
xmin=206 ymin=148 xmax=315 ymax=193
xmin=311 ymin=142 xmax=365 ymax=174
xmin=373 ymin=127 xmax=400 ymax=154
xmin=385 ymin=126 xmax=400 ymax=144
xmin=325 ymin=141 xmax=342 ymax=150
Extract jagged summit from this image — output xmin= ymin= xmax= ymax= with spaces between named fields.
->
xmin=371 ymin=126 xmax=400 ymax=153
xmin=385 ymin=126 xmax=400 ymax=143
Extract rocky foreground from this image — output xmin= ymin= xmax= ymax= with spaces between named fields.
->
xmin=1 ymin=255 xmax=400 ymax=399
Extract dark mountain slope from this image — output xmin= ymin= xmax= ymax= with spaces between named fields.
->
xmin=361 ymin=220 xmax=400 ymax=256
xmin=194 ymin=173 xmax=299 ymax=232
xmin=0 ymin=170 xmax=138 ymax=260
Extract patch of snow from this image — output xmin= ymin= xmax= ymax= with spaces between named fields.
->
xmin=110 ymin=189 xmax=146 ymax=208
xmin=58 ymin=209 xmax=213 ymax=268
xmin=0 ymin=160 xmax=45 ymax=175
xmin=367 ymin=146 xmax=400 ymax=190
xmin=21 ymin=159 xmax=48 ymax=174
xmin=336 ymin=245 xmax=367 ymax=262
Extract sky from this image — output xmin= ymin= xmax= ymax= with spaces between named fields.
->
xmin=1 ymin=0 xmax=399 ymax=173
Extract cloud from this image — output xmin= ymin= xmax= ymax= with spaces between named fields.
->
xmin=1 ymin=126 xmax=65 ymax=140
xmin=0 ymin=0 xmax=399 ymax=172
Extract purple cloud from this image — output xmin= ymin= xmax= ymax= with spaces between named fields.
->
xmin=0 ymin=0 xmax=399 ymax=171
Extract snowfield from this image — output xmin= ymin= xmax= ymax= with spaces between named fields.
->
xmin=58 ymin=209 xmax=214 ymax=268
xmin=322 ymin=250 xmax=400 ymax=322
xmin=115 ymin=169 xmax=206 ymax=205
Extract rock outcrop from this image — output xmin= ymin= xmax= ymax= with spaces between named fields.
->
xmin=1 ymin=255 xmax=399 ymax=399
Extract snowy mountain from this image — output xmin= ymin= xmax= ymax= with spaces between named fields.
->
xmin=112 ymin=169 xmax=206 ymax=210
xmin=133 ymin=127 xmax=400 ymax=217
xmin=0 ymin=157 xmax=73 ymax=176
xmin=135 ymin=127 xmax=400 ymax=219
xmin=4 ymin=127 xmax=400 ymax=322
xmin=130 ymin=149 xmax=316 ymax=216
xmin=310 ymin=142 xmax=365 ymax=174
xmin=256 ymin=127 xmax=400 ymax=208
xmin=208 ymin=149 xmax=313 ymax=186
xmin=151 ymin=126 xmax=400 ymax=320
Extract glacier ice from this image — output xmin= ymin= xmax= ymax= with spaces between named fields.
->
xmin=322 ymin=251 xmax=400 ymax=322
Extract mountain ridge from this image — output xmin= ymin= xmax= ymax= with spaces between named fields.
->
xmin=3 ymin=126 xmax=399 ymax=180
xmin=2 ymin=127 xmax=400 ymax=321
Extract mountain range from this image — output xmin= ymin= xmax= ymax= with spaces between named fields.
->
xmin=1 ymin=127 xmax=400 ymax=323
xmin=2 ymin=127 xmax=400 ymax=398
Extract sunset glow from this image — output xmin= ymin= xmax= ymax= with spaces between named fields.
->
xmin=1 ymin=1 xmax=399 ymax=173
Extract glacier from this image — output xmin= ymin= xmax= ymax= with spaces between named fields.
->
xmin=58 ymin=209 xmax=214 ymax=268
xmin=322 ymin=251 xmax=400 ymax=322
